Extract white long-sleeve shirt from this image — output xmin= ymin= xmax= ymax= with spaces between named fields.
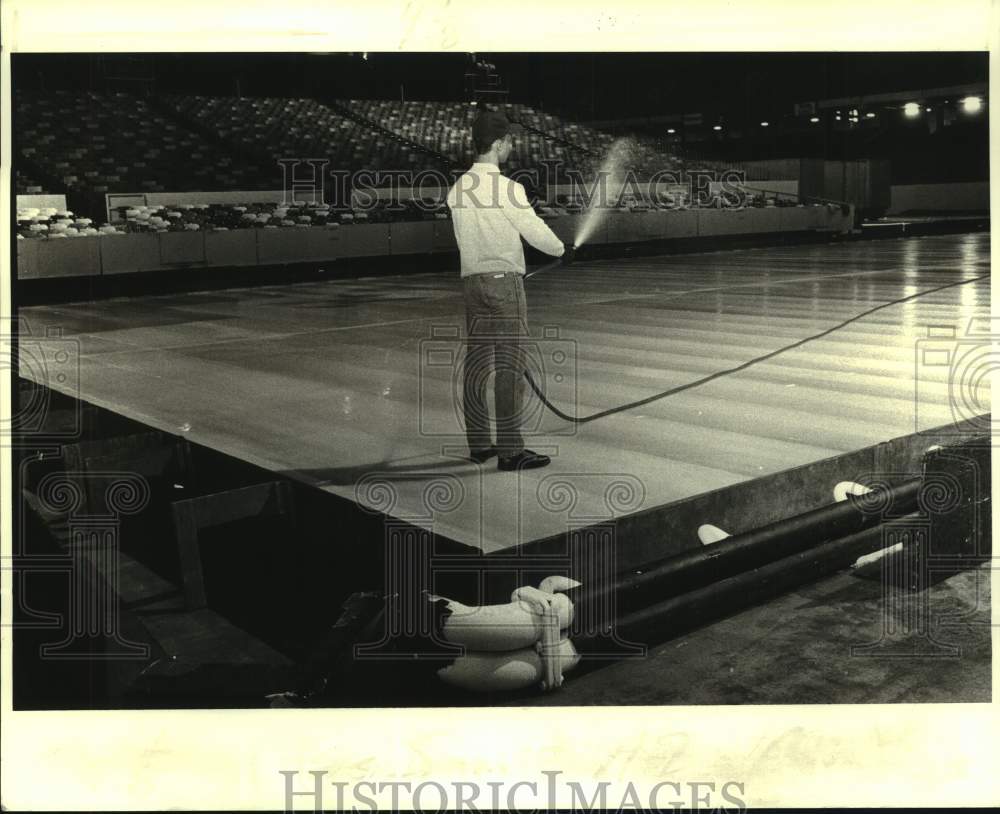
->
xmin=446 ymin=162 xmax=565 ymax=277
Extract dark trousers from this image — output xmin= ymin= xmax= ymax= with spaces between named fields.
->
xmin=462 ymin=272 xmax=528 ymax=457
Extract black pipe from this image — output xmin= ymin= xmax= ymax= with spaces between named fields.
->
xmin=574 ymin=513 xmax=918 ymax=653
xmin=567 ymin=479 xmax=920 ymax=616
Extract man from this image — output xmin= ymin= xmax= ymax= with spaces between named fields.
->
xmin=446 ymin=110 xmax=572 ymax=471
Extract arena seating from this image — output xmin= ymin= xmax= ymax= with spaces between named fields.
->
xmin=16 ymin=91 xmax=719 ymax=226
xmin=166 ymin=95 xmax=399 ymax=175
xmin=169 ymin=94 xmax=463 ymax=175
xmin=330 ymin=99 xmax=460 ymax=172
xmin=17 ymin=189 xmax=805 ymax=242
xmin=15 ymin=205 xmax=125 ymax=239
xmin=505 ymin=103 xmax=611 ymax=170
xmin=15 ymin=197 xmax=457 ymax=240
xmin=14 ymin=169 xmax=48 ymax=195
xmin=342 ymin=99 xmax=473 ymax=170
xmin=341 ymin=99 xmax=649 ymax=177
xmin=15 ymin=89 xmax=795 ymax=242
xmin=16 ymin=91 xmax=271 ymax=195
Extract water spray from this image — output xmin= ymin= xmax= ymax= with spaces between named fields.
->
xmin=524 ymin=154 xmax=637 ymax=279
xmin=525 ymin=138 xmax=644 ymax=279
xmin=574 ymin=137 xmax=641 ymax=247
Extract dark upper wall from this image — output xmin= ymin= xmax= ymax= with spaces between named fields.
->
xmin=12 ymin=53 xmax=472 ymax=101
xmin=13 ymin=52 xmax=987 ymax=117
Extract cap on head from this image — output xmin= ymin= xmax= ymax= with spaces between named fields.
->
xmin=472 ymin=110 xmax=522 ymax=153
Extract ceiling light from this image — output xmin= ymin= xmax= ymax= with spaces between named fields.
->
xmin=962 ymin=96 xmax=983 ymax=113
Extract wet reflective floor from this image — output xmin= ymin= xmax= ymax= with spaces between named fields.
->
xmin=19 ymin=232 xmax=991 ymax=552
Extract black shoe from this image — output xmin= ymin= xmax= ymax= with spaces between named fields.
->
xmin=469 ymin=446 xmax=498 ymax=464
xmin=498 ymin=449 xmax=551 ymax=471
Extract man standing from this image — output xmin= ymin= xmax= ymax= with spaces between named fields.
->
xmin=446 ymin=110 xmax=571 ymax=471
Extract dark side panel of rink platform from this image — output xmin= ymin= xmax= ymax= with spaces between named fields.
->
xmin=503 ymin=416 xmax=991 ymax=572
